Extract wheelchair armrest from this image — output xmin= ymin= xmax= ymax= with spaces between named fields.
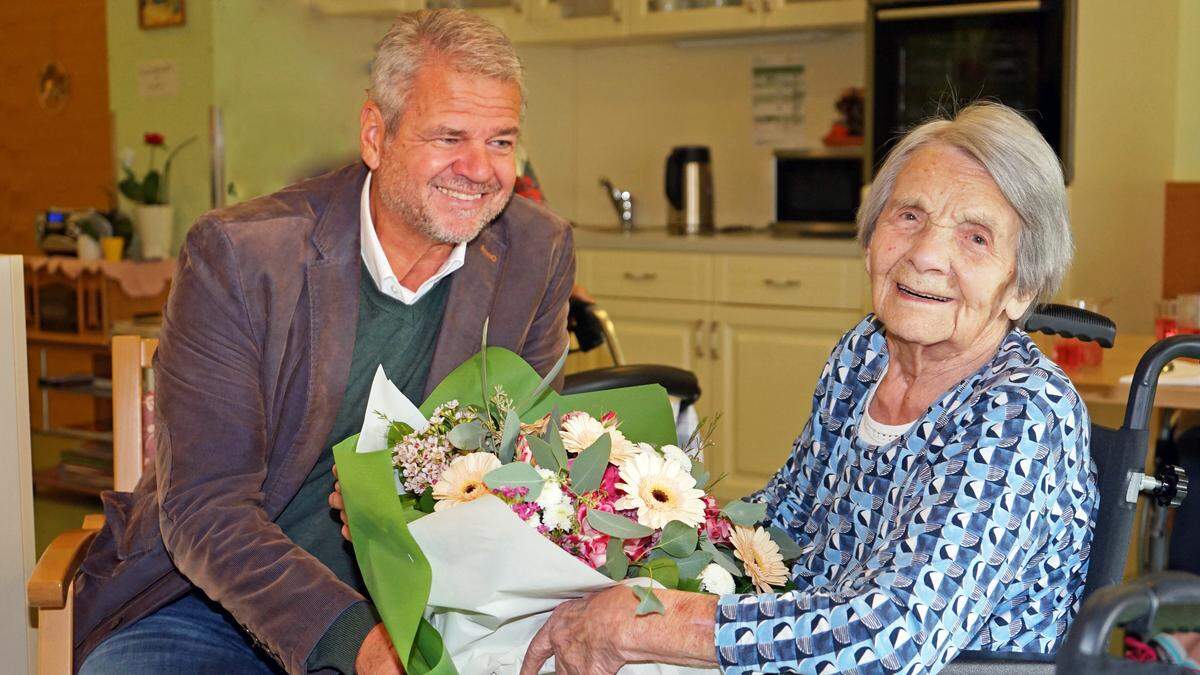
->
xmin=562 ymin=365 xmax=701 ymax=407
xmin=27 ymin=518 xmax=104 ymax=610
xmin=940 ymin=650 xmax=1056 ymax=675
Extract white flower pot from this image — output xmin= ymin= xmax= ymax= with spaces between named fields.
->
xmin=135 ymin=204 xmax=174 ymax=259
xmin=76 ymin=235 xmax=102 ymax=261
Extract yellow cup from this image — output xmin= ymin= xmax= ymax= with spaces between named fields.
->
xmin=100 ymin=236 xmax=125 ymax=261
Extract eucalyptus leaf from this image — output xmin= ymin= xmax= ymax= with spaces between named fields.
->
xmin=637 ymin=557 xmax=679 ymax=589
xmin=417 ymin=487 xmax=435 ymax=513
xmin=480 ymin=318 xmax=491 ymax=421
xmin=498 ymin=409 xmax=521 ymax=464
xmin=526 ymin=435 xmax=561 ymax=473
xmin=447 ymin=420 xmax=484 ymax=451
xmin=569 ymin=433 xmax=611 ymax=494
xmin=585 ymin=509 xmax=653 ymax=539
xmin=516 ymin=342 xmax=570 ymax=415
xmin=659 ymin=520 xmax=699 ymax=558
xmin=631 ymin=585 xmax=664 ymax=615
xmin=677 ymin=578 xmax=702 ymax=593
xmin=604 ymin=538 xmax=628 ymax=580
xmin=768 ymin=526 xmax=803 ymax=561
xmin=690 ymin=463 xmax=709 ymax=488
xmin=700 ymin=539 xmax=743 ymax=577
xmin=483 ymin=462 xmax=543 ymax=502
xmin=675 ymin=549 xmax=713 ymax=579
xmin=721 ymin=499 xmax=768 ymax=526
xmin=545 ymin=406 xmax=568 ymax=469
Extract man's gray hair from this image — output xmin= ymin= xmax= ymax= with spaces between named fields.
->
xmin=369 ymin=9 xmax=525 ymax=129
xmin=857 ymin=101 xmax=1072 ymax=308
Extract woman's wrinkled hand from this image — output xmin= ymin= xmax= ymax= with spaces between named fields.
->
xmin=329 ymin=465 xmax=351 ymax=542
xmin=520 ymin=586 xmax=719 ymax=675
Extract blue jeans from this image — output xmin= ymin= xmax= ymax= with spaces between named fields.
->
xmin=79 ymin=591 xmax=285 ymax=674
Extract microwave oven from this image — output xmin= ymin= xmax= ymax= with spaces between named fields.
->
xmin=773 ymin=151 xmax=864 ymax=237
xmin=868 ymin=0 xmax=1074 ymax=181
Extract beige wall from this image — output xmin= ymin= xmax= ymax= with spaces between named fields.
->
xmin=1175 ymin=0 xmax=1200 ymax=181
xmin=520 ymin=32 xmax=865 ymax=227
xmin=1066 ymin=0 xmax=1181 ymax=333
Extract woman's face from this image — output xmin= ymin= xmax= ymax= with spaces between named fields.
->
xmin=867 ymin=143 xmax=1033 ymax=356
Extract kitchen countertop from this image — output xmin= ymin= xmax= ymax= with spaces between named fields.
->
xmin=571 ymin=225 xmax=864 ymax=257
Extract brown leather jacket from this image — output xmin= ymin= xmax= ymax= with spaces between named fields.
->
xmin=73 ymin=164 xmax=575 ymax=673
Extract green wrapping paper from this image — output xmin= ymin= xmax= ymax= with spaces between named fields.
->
xmin=332 ymin=347 xmax=678 ymax=672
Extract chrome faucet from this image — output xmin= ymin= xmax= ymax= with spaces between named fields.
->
xmin=599 ymin=177 xmax=635 ymax=232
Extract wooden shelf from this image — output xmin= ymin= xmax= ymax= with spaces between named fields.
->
xmin=32 ymin=467 xmax=109 ymax=499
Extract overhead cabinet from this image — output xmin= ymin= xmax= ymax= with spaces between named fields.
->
xmin=310 ymin=0 xmax=863 ymax=43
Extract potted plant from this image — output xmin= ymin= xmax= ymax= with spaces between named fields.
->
xmin=118 ymin=132 xmax=195 ymax=259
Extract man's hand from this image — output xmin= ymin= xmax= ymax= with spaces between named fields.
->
xmin=520 ymin=586 xmax=718 ymax=675
xmin=329 ymin=465 xmax=350 ymax=542
xmin=356 ymin=622 xmax=404 ymax=675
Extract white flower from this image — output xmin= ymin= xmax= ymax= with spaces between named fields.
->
xmin=523 ymin=511 xmax=542 ymax=529
xmin=606 ymin=427 xmax=640 ymax=465
xmin=120 ymin=147 xmax=135 ymax=170
xmin=542 ymin=502 xmax=574 ymax=531
xmin=698 ymin=563 xmax=736 ymax=595
xmin=431 ymin=453 xmax=500 ymax=511
xmin=614 ymin=452 xmax=706 ymax=529
xmin=729 ymin=526 xmax=789 ymax=593
xmin=536 ymin=481 xmax=564 ymax=508
xmin=559 ymin=412 xmax=608 ymax=454
xmin=661 ymin=444 xmax=692 ymax=472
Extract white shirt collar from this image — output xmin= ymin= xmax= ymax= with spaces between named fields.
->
xmin=360 ymin=172 xmax=466 ymax=305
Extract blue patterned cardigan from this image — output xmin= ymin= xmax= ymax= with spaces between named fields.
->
xmin=713 ymin=316 xmax=1098 ymax=674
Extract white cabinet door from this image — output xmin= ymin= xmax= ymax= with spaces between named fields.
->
xmin=706 ymin=305 xmax=857 ymax=502
xmin=760 ymin=0 xmax=863 ymax=30
xmin=629 ymin=0 xmax=763 ymax=37
xmin=528 ymin=0 xmax=630 ymax=41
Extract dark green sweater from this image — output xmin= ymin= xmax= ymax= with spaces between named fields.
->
xmin=275 ymin=262 xmax=449 ymax=672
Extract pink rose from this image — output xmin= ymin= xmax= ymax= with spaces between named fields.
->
xmin=515 ymin=435 xmax=533 ymax=463
xmin=701 ymin=495 xmax=731 ymax=545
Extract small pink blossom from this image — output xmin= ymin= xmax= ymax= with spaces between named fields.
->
xmin=701 ymin=495 xmax=732 ymax=545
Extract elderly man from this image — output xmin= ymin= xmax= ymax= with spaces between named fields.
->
xmin=521 ymin=102 xmax=1096 ymax=674
xmin=75 ymin=10 xmax=573 ymax=675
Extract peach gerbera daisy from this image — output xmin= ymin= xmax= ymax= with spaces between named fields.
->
xmin=432 ymin=453 xmax=501 ymax=511
xmin=729 ymin=525 xmax=789 ymax=593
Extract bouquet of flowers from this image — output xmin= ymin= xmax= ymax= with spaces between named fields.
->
xmin=333 ymin=334 xmax=801 ymax=675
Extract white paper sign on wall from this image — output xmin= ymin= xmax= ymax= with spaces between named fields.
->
xmin=137 ymin=59 xmax=180 ymax=99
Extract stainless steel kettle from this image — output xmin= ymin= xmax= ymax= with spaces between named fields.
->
xmin=664 ymin=145 xmax=714 ymax=235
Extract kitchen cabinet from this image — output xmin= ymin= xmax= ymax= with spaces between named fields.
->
xmin=309 ymin=0 xmax=862 ymax=43
xmin=576 ymin=244 xmax=867 ymax=502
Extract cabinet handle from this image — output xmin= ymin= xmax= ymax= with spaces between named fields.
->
xmin=512 ymin=0 xmax=523 ymax=11
xmin=746 ymin=0 xmax=757 ymax=11
xmin=693 ymin=320 xmax=705 ymax=359
xmin=612 ymin=7 xmax=622 ymax=21
xmin=763 ymin=278 xmax=800 ymax=288
xmin=709 ymin=320 xmax=719 ymax=360
xmin=622 ymin=271 xmax=658 ymax=281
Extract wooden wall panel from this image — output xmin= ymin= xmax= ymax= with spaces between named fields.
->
xmin=1163 ymin=182 xmax=1200 ymax=299
xmin=0 ymin=1 xmax=112 ymax=256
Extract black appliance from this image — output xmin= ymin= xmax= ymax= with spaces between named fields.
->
xmin=772 ymin=150 xmax=864 ymax=238
xmin=869 ymin=0 xmax=1074 ymax=180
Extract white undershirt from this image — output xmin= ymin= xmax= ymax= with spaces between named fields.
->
xmin=859 ymin=364 xmax=916 ymax=446
xmin=359 ymin=172 xmax=467 ymax=305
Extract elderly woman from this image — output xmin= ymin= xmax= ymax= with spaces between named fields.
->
xmin=520 ymin=102 xmax=1098 ymax=674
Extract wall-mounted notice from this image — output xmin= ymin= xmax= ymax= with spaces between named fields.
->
xmin=137 ymin=59 xmax=180 ymax=98
xmin=752 ymin=55 xmax=806 ymax=147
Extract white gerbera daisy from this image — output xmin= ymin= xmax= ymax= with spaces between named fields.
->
xmin=614 ymin=452 xmax=706 ymax=529
xmin=559 ymin=412 xmax=608 ymax=455
xmin=729 ymin=525 xmax=789 ymax=593
xmin=661 ymin=444 xmax=692 ymax=472
xmin=698 ymin=563 xmax=736 ymax=595
xmin=432 ymin=453 xmax=501 ymax=511
xmin=607 ymin=427 xmax=639 ymax=465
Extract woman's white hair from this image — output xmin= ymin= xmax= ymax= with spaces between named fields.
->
xmin=369 ymin=9 xmax=525 ymax=129
xmin=857 ymin=101 xmax=1072 ymax=310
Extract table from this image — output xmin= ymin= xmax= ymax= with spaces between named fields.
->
xmin=1035 ymin=334 xmax=1200 ymax=412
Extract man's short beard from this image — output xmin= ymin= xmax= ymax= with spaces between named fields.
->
xmin=377 ymin=164 xmax=510 ymax=245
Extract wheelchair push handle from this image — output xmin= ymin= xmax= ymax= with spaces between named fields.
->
xmin=1025 ymin=303 xmax=1117 ymax=348
xmin=1124 ymin=334 xmax=1200 ymax=431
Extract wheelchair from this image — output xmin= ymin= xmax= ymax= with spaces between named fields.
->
xmin=566 ymin=297 xmax=1200 ymax=673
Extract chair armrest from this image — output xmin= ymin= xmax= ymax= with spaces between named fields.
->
xmin=28 ymin=525 xmax=102 ymax=610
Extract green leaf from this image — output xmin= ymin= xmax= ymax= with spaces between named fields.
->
xmin=569 ymin=433 xmax=611 ymax=494
xmin=142 ymin=170 xmax=161 ymax=205
xmin=659 ymin=520 xmax=699 ymax=558
xmin=604 ymin=538 xmax=628 ymax=580
xmin=515 ymin=342 xmax=570 ymax=415
xmin=545 ymin=406 xmax=568 ymax=469
xmin=584 ymin=509 xmax=653 ymax=539
xmin=721 ymin=499 xmax=767 ymax=526
xmin=631 ymin=585 xmax=664 ymax=615
xmin=637 ymin=557 xmax=679 ymax=589
xmin=386 ymin=420 xmax=415 ymax=447
xmin=526 ymin=435 xmax=561 ymax=473
xmin=675 ymin=549 xmax=713 ymax=579
xmin=768 ymin=526 xmax=803 ymax=561
xmin=480 ymin=318 xmax=491 ymax=421
xmin=498 ymin=409 xmax=520 ymax=464
xmin=483 ymin=462 xmax=543 ymax=501
xmin=117 ymin=176 xmax=143 ymax=203
xmin=447 ymin=420 xmax=484 ymax=451
xmin=700 ymin=539 xmax=743 ymax=577
xmin=677 ymin=577 xmax=702 ymax=593
xmin=416 ymin=487 xmax=435 ymax=513
xmin=690 ymin=462 xmax=709 ymax=488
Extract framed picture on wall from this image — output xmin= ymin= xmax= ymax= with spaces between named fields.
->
xmin=139 ymin=0 xmax=186 ymax=30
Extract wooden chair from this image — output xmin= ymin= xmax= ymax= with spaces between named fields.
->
xmin=27 ymin=335 xmax=156 ymax=675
